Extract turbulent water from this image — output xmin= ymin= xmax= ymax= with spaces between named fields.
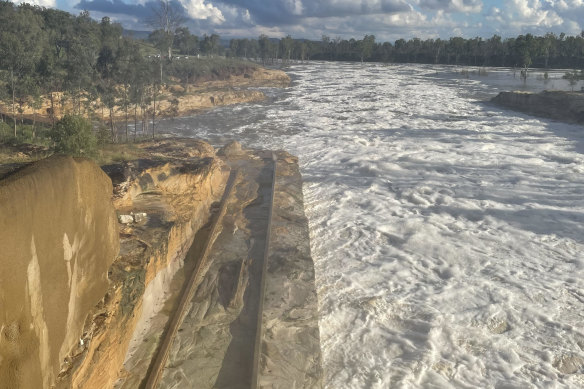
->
xmin=159 ymin=62 xmax=584 ymax=388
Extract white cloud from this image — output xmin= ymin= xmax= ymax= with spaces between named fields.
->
xmin=179 ymin=0 xmax=225 ymax=23
xmin=417 ymin=0 xmax=482 ymax=13
xmin=485 ymin=0 xmax=564 ymax=33
xmin=285 ymin=0 xmax=304 ymax=15
xmin=15 ymin=0 xmax=56 ymax=7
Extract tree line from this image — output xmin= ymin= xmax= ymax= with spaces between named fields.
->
xmin=0 ymin=0 xmax=250 ymax=143
xmin=225 ymin=33 xmax=584 ymax=70
xmin=4 ymin=0 xmax=584 ymax=144
xmin=0 ymin=1 xmax=163 ymax=141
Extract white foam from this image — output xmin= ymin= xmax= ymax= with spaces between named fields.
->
xmin=163 ymin=62 xmax=584 ymax=388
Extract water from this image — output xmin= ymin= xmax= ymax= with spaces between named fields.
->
xmin=158 ymin=62 xmax=584 ymax=388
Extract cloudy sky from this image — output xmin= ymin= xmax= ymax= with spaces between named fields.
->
xmin=23 ymin=0 xmax=584 ymax=41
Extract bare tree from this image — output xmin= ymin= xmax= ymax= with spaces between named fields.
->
xmin=148 ymin=0 xmax=186 ymax=60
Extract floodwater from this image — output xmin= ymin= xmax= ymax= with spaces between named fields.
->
xmin=157 ymin=63 xmax=584 ymax=388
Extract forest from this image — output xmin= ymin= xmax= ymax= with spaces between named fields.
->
xmin=2 ymin=0 xmax=584 ymax=149
xmin=238 ymin=32 xmax=584 ymax=70
xmin=0 ymin=0 xmax=253 ymax=147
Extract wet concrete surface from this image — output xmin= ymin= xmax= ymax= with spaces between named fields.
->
xmin=116 ymin=145 xmax=322 ymax=389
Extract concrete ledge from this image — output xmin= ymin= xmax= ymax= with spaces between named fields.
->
xmin=258 ymin=151 xmax=323 ymax=389
xmin=491 ymin=90 xmax=584 ymax=124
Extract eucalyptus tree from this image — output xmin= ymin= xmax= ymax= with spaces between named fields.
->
xmin=40 ymin=5 xmax=74 ymax=119
xmin=65 ymin=10 xmax=100 ymax=117
xmin=258 ymin=34 xmax=271 ymax=63
xmin=149 ymin=0 xmax=185 ymax=60
xmin=128 ymin=46 xmax=150 ymax=141
xmin=359 ymin=35 xmax=376 ymax=62
xmin=116 ymin=38 xmax=137 ymax=142
xmin=280 ymin=35 xmax=294 ymax=62
xmin=229 ymin=39 xmax=240 ymax=58
xmin=0 ymin=2 xmax=45 ymax=136
xmin=96 ymin=46 xmax=119 ymax=141
xmin=201 ymin=34 xmax=221 ymax=57
xmin=95 ymin=17 xmax=124 ymax=140
xmin=175 ymin=27 xmax=198 ymax=55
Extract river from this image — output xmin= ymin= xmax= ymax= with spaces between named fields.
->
xmin=157 ymin=62 xmax=584 ymax=388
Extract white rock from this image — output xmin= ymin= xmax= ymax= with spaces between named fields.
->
xmin=134 ymin=213 xmax=148 ymax=223
xmin=118 ymin=214 xmax=133 ymax=224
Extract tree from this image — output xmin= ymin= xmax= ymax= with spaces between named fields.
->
xmin=280 ymin=35 xmax=294 ymax=62
xmin=49 ymin=115 xmax=97 ymax=157
xmin=229 ymin=39 xmax=240 ymax=58
xmin=148 ymin=0 xmax=185 ymax=60
xmin=0 ymin=3 xmax=45 ymax=137
xmin=259 ymin=34 xmax=271 ymax=63
xmin=201 ymin=34 xmax=221 ymax=57
xmin=175 ymin=27 xmax=198 ymax=55
xmin=96 ymin=45 xmax=119 ymax=141
xmin=563 ymin=70 xmax=581 ymax=91
xmin=359 ymin=35 xmax=376 ymax=62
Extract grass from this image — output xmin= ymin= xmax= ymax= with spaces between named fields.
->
xmin=94 ymin=142 xmax=148 ymax=165
xmin=0 ymin=119 xmax=150 ymax=166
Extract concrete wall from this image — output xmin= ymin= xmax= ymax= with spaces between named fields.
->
xmin=491 ymin=90 xmax=584 ymax=123
xmin=0 ymin=156 xmax=119 ymax=388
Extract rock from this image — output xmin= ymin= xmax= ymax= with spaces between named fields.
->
xmin=553 ymin=354 xmax=584 ymax=374
xmin=217 ymin=141 xmax=243 ymax=157
xmin=133 ymin=213 xmax=147 ymax=223
xmin=119 ymin=214 xmax=134 ymax=224
xmin=169 ymin=85 xmax=185 ymax=94
xmin=487 ymin=317 xmax=509 ymax=334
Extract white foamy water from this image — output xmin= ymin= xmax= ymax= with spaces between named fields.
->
xmin=161 ymin=62 xmax=584 ymax=388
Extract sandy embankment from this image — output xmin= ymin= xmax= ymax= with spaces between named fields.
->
xmin=0 ymin=67 xmax=290 ymax=124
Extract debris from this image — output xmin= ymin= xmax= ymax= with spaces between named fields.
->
xmin=118 ymin=214 xmax=133 ymax=224
xmin=133 ymin=213 xmax=147 ymax=223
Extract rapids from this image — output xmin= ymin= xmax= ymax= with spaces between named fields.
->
xmin=158 ymin=62 xmax=584 ymax=388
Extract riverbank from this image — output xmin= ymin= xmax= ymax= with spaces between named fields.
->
xmin=0 ymin=138 xmax=322 ymax=389
xmin=0 ymin=66 xmax=290 ymax=125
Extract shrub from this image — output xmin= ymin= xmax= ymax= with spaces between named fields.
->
xmin=96 ymin=124 xmax=111 ymax=146
xmin=49 ymin=115 xmax=97 ymax=157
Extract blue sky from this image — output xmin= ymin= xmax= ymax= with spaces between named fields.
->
xmin=33 ymin=0 xmax=584 ymax=41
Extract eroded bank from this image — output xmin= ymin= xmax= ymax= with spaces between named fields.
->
xmin=0 ymin=138 xmax=322 ymax=389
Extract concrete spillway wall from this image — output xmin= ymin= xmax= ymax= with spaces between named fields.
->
xmin=491 ymin=90 xmax=584 ymax=123
xmin=0 ymin=156 xmax=119 ymax=389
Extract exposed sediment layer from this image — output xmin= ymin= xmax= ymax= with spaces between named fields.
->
xmin=0 ymin=67 xmax=290 ymax=123
xmin=0 ymin=156 xmax=119 ymax=389
xmin=55 ymin=140 xmax=229 ymax=389
xmin=0 ymin=139 xmax=322 ymax=389
xmin=491 ymin=90 xmax=584 ymax=123
xmin=116 ymin=144 xmax=323 ymax=389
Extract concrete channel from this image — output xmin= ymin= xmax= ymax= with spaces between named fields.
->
xmin=120 ymin=148 xmax=322 ymax=389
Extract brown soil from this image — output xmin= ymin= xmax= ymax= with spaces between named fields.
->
xmin=0 ymin=156 xmax=119 ymax=389
xmin=0 ymin=68 xmax=290 ymax=125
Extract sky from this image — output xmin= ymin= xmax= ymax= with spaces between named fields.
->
xmin=19 ymin=0 xmax=584 ymax=42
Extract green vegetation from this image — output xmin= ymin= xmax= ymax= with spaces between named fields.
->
xmin=0 ymin=1 xmax=259 ymax=158
xmin=49 ymin=115 xmax=96 ymax=157
xmin=562 ymin=70 xmax=584 ymax=91
xmin=228 ymin=33 xmax=584 ymax=69
xmin=227 ymin=33 xmax=583 ymax=69
xmin=4 ymin=0 xmax=584 ymax=162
